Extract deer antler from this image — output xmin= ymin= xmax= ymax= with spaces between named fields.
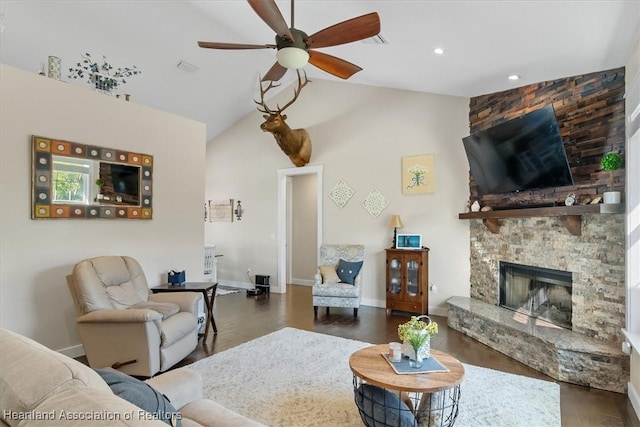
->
xmin=254 ymin=79 xmax=280 ymax=115
xmin=254 ymin=70 xmax=310 ymax=115
xmin=277 ymin=70 xmax=310 ymax=112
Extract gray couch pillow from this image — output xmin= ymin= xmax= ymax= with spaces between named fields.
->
xmin=355 ymin=383 xmax=417 ymax=427
xmin=95 ymin=369 xmax=181 ymax=426
xmin=337 ymin=259 xmax=363 ymax=285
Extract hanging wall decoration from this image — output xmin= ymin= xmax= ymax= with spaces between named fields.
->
xmin=67 ymin=53 xmax=141 ymax=95
xmin=209 ymin=199 xmax=233 ymax=222
xmin=402 ymin=154 xmax=435 ymax=194
xmin=361 ymin=188 xmax=389 ymax=219
xmin=31 ymin=136 xmax=153 ymax=220
xmin=328 ymin=178 xmax=354 ymax=208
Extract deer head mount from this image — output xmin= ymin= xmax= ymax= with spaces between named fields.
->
xmin=255 ymin=70 xmax=312 ymax=167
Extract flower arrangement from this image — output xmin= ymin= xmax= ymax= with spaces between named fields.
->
xmin=68 ymin=53 xmax=141 ymax=92
xmin=398 ymin=315 xmax=438 ymax=347
xmin=398 ymin=315 xmax=438 ymax=367
xmin=601 ymin=151 xmax=623 ymax=190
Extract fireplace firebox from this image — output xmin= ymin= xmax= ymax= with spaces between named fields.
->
xmin=499 ymin=262 xmax=572 ymax=329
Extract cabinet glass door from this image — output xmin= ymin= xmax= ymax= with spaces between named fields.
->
xmin=389 ymin=257 xmax=401 ymax=294
xmin=406 ymin=259 xmax=419 ymax=296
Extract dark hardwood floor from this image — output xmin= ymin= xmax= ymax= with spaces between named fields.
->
xmin=178 ymin=285 xmax=638 ymax=426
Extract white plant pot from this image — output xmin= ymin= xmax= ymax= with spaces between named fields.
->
xmin=603 ymin=191 xmax=621 ymax=204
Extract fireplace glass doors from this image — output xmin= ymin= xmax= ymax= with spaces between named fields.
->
xmin=499 ymin=262 xmax=572 ymax=329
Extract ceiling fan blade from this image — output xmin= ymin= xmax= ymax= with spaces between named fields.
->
xmin=308 ymin=50 xmax=362 ymax=80
xmin=198 ymin=41 xmax=276 ymax=50
xmin=262 ymin=62 xmax=288 ymax=82
xmin=247 ymin=0 xmax=294 ymax=41
xmin=306 ymin=12 xmax=381 ymax=49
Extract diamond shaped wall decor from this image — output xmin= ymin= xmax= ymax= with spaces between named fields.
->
xmin=361 ymin=188 xmax=389 ymax=219
xmin=328 ymin=178 xmax=354 ymax=208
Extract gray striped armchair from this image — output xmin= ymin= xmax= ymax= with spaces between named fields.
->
xmin=313 ymin=244 xmax=365 ymax=317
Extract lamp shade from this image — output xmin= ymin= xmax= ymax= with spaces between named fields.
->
xmin=276 ymin=47 xmax=309 ymax=70
xmin=388 ymin=215 xmax=404 ymax=229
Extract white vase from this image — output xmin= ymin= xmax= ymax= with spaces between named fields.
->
xmin=603 ymin=191 xmax=620 ymax=204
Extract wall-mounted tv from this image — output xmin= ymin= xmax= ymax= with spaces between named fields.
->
xmin=100 ymin=162 xmax=140 ymax=204
xmin=462 ymin=105 xmax=574 ymax=196
xmin=107 ymin=163 xmax=140 ymax=199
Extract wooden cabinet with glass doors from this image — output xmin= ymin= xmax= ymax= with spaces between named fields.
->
xmin=385 ymin=248 xmax=429 ymax=315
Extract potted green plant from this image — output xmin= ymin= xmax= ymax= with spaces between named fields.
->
xmin=95 ymin=178 xmax=105 ymax=201
xmin=601 ymin=152 xmax=623 ymax=204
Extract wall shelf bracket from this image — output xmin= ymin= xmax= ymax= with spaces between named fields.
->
xmin=482 ymin=218 xmax=500 ymax=234
xmin=559 ymin=215 xmax=582 ymax=236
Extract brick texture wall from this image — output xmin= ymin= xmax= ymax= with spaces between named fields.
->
xmin=468 ymin=67 xmax=626 ymax=208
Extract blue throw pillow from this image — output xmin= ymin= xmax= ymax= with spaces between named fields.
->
xmin=94 ymin=369 xmax=181 ymax=426
xmin=337 ymin=259 xmax=363 ymax=285
xmin=355 ymin=384 xmax=417 ymax=427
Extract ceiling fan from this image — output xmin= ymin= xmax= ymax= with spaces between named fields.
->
xmin=197 ymin=0 xmax=381 ymax=82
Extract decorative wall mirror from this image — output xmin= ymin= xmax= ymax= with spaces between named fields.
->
xmin=32 ymin=135 xmax=153 ymax=219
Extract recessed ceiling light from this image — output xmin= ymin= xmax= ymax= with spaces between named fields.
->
xmin=508 ymin=74 xmax=520 ymax=81
xmin=433 ymin=48 xmax=444 ymax=55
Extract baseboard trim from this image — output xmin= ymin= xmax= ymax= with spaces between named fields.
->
xmin=429 ymin=306 xmax=448 ymax=317
xmin=359 ymin=299 xmax=449 ymax=317
xmin=291 ymin=279 xmax=313 ymax=286
xmin=218 ymin=280 xmax=252 ymax=290
xmin=629 ymin=381 xmax=640 ymax=421
xmin=360 ymin=298 xmax=385 ymax=308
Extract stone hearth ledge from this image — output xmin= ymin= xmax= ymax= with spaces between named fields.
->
xmin=447 ymin=296 xmax=629 ymax=393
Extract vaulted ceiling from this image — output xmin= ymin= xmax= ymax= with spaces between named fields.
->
xmin=1 ymin=1 xmax=638 ymax=141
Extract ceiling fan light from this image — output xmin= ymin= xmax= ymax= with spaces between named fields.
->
xmin=276 ymin=47 xmax=309 ymax=69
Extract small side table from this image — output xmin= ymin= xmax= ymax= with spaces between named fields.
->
xmin=150 ymin=282 xmax=218 ymax=337
xmin=350 ymin=345 xmax=465 ymax=427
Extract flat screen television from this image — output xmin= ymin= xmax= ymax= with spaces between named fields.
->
xmin=109 ymin=163 xmax=140 ymax=199
xmin=462 ymin=105 xmax=574 ymax=196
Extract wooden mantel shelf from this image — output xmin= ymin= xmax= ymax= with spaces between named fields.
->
xmin=458 ymin=204 xmax=624 ymax=236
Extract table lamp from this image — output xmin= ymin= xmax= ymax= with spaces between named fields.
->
xmin=388 ymin=215 xmax=404 ymax=248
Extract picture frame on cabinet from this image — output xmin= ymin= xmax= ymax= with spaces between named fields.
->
xmin=396 ymin=234 xmax=422 ymax=250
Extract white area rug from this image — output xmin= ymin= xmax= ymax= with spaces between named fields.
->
xmin=188 ymin=327 xmax=560 ymax=427
xmin=215 ymin=288 xmax=241 ymax=296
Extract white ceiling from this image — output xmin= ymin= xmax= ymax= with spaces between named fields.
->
xmin=1 ymin=1 xmax=638 ymax=141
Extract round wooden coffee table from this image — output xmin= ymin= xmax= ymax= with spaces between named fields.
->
xmin=349 ymin=345 xmax=465 ymax=427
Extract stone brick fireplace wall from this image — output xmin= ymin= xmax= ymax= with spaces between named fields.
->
xmin=449 ymin=212 xmax=628 ymax=392
xmin=470 ymin=213 xmax=625 ymax=342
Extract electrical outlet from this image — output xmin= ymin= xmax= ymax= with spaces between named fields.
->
xmin=247 ymin=268 xmax=252 ymax=277
xmin=430 ymin=282 xmax=437 ymax=293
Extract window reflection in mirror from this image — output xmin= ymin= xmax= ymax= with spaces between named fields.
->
xmin=32 ymin=136 xmax=153 ymax=220
xmin=52 ymin=156 xmax=94 ymax=204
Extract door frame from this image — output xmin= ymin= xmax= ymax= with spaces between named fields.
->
xmin=276 ymin=165 xmax=323 ymax=293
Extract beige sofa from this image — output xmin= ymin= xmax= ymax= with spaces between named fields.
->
xmin=0 ymin=329 xmax=265 ymax=427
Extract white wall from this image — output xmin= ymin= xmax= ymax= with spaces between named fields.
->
xmin=0 ymin=64 xmax=207 ymax=355
xmin=205 ymin=79 xmax=471 ymax=314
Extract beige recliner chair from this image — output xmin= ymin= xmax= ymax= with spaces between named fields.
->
xmin=67 ymin=255 xmax=201 ymax=377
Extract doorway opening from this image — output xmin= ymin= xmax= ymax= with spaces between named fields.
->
xmin=277 ymin=165 xmax=323 ymax=293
